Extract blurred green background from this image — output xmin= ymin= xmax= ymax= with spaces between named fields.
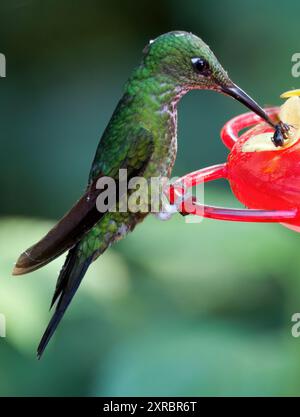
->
xmin=1 ymin=0 xmax=300 ymax=396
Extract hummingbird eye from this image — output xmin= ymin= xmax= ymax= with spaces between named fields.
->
xmin=191 ymin=57 xmax=211 ymax=76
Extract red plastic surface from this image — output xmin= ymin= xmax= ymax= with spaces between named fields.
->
xmin=171 ymin=108 xmax=300 ymax=229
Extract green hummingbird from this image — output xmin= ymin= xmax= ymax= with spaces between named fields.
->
xmin=13 ymin=31 xmax=277 ymax=357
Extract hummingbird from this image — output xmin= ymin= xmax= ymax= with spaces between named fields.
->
xmin=13 ymin=31 xmax=278 ymax=357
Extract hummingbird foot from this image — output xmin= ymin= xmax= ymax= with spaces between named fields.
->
xmin=154 ymin=194 xmax=187 ymax=221
xmin=154 ymin=203 xmax=178 ymax=221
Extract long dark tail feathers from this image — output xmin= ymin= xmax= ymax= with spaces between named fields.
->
xmin=37 ymin=244 xmax=93 ymax=359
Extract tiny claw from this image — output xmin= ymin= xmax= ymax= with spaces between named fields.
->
xmin=154 ymin=202 xmax=179 ymax=221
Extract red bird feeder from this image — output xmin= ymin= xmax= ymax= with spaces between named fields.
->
xmin=169 ymin=104 xmax=300 ymax=232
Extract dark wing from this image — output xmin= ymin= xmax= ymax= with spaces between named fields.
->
xmin=13 ymin=127 xmax=154 ymax=276
xmin=13 ymin=182 xmax=103 ymax=275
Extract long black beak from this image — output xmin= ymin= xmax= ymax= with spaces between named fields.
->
xmin=221 ymin=83 xmax=276 ymax=128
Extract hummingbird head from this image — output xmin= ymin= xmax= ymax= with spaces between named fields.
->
xmin=142 ymin=31 xmax=275 ymax=127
